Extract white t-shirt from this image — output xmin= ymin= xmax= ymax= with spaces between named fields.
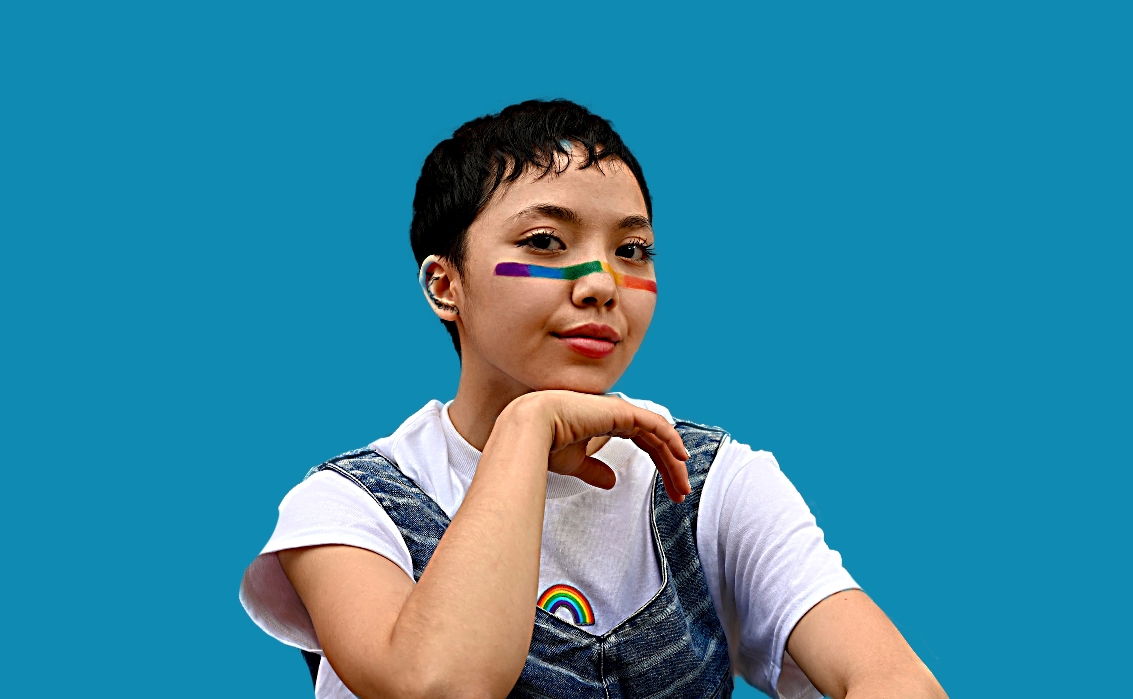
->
xmin=240 ymin=396 xmax=858 ymax=699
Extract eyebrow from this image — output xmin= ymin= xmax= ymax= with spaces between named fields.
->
xmin=508 ymin=204 xmax=653 ymax=233
xmin=615 ymin=215 xmax=652 ymax=232
xmin=509 ymin=204 xmax=583 ymax=227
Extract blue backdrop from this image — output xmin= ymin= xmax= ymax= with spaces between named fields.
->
xmin=2 ymin=2 xmax=1129 ymax=697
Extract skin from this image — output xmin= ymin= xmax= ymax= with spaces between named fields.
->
xmin=279 ymin=146 xmax=947 ymax=699
xmin=438 ymin=151 xmax=661 ymax=452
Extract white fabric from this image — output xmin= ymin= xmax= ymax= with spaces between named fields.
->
xmin=240 ymin=396 xmax=858 ymax=699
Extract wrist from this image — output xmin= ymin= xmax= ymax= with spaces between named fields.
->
xmin=475 ymin=395 xmax=556 ymax=487
xmin=496 ymin=393 xmax=554 ymax=447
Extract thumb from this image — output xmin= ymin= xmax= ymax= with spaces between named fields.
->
xmin=557 ymin=455 xmax=617 ymax=490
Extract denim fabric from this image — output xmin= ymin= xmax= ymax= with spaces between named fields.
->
xmin=307 ymin=422 xmax=732 ymax=698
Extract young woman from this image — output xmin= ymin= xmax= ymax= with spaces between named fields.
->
xmin=240 ymin=100 xmax=947 ymax=699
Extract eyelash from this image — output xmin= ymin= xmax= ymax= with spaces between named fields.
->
xmin=517 ymin=230 xmax=564 ymax=252
xmin=619 ymin=240 xmax=656 ymax=262
xmin=517 ymin=231 xmax=656 ymax=262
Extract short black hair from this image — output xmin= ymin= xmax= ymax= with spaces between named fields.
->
xmin=409 ymin=99 xmax=651 ymax=355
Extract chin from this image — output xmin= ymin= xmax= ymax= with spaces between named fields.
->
xmin=529 ymin=367 xmax=622 ymax=395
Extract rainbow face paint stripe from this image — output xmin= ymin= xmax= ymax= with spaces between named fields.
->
xmin=494 ymin=260 xmax=657 ymax=293
xmin=537 ymin=584 xmax=595 ymax=626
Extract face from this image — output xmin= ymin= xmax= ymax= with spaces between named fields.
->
xmin=435 ymin=148 xmax=657 ymax=396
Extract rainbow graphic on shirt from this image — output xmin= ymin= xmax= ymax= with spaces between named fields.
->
xmin=495 ymin=260 xmax=658 ymax=293
xmin=537 ymin=583 xmax=595 ymax=626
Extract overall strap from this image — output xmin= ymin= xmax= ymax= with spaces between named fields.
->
xmin=663 ymin=421 xmax=729 ymax=543
xmin=306 ymin=448 xmax=451 ymax=581
xmin=627 ymin=420 xmax=730 ymax=699
xmin=297 ymin=449 xmax=453 ymax=690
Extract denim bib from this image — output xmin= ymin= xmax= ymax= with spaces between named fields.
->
xmin=306 ymin=421 xmax=733 ymax=699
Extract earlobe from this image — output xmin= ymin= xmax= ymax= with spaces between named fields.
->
xmin=418 ymin=255 xmax=460 ymax=320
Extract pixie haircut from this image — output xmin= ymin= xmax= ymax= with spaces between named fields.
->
xmin=409 ymin=98 xmax=652 ymax=355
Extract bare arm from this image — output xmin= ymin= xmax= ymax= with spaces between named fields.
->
xmin=279 ymin=392 xmax=690 ymax=699
xmin=786 ymin=590 xmax=947 ymax=699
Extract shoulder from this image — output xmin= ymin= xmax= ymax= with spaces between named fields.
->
xmin=239 ymin=471 xmax=416 ymax=655
xmin=700 ymin=436 xmax=792 ymax=515
xmin=671 ymin=424 xmax=788 ymax=513
xmin=363 ymin=399 xmax=447 ymax=463
xmin=706 ymin=437 xmax=781 ymax=485
xmin=272 ymin=471 xmax=411 ymax=567
xmin=317 ymin=399 xmax=460 ymax=510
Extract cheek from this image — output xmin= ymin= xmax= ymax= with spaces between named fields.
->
xmin=622 ymin=294 xmax=657 ymax=341
xmin=470 ymin=279 xmax=561 ymax=334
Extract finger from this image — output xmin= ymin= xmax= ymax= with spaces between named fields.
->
xmin=633 ymin=428 xmax=691 ymax=495
xmin=564 ymin=456 xmax=617 ymax=490
xmin=631 ymin=435 xmax=680 ymax=502
xmin=631 ymin=432 xmax=676 ymax=496
xmin=624 ymin=408 xmax=690 ymax=463
xmin=602 ymin=402 xmax=691 ymax=502
xmin=550 ymin=394 xmax=688 ymax=463
xmin=632 ymin=433 xmax=690 ymax=503
xmin=656 ymin=423 xmax=691 ymax=463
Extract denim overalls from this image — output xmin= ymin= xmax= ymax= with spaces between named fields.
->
xmin=304 ymin=421 xmax=733 ymax=698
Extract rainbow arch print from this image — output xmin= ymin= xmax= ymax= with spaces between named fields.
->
xmin=537 ymin=583 xmax=595 ymax=626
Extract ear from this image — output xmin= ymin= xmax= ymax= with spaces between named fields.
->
xmin=418 ymin=255 xmax=460 ymax=321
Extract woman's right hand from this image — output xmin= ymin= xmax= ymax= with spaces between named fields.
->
xmin=502 ymin=390 xmax=692 ymax=502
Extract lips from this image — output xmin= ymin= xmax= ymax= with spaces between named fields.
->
xmin=553 ymin=323 xmax=622 ymax=359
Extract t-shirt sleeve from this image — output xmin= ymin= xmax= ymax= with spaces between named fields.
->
xmin=238 ymin=470 xmax=415 ymax=652
xmin=696 ymin=438 xmax=859 ymax=699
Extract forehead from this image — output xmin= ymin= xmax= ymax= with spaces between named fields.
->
xmin=478 ymin=153 xmax=649 ymax=229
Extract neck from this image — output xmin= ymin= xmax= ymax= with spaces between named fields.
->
xmin=447 ymin=348 xmax=533 ymax=452
xmin=447 ymin=347 xmax=612 ymax=457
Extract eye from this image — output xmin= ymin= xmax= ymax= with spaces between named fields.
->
xmin=518 ymin=230 xmax=566 ymax=253
xmin=616 ymin=240 xmax=655 ymax=262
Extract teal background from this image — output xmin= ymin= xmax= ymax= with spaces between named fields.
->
xmin=2 ymin=2 xmax=1129 ymax=697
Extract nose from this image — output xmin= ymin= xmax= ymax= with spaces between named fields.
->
xmin=571 ymin=263 xmax=618 ymax=309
